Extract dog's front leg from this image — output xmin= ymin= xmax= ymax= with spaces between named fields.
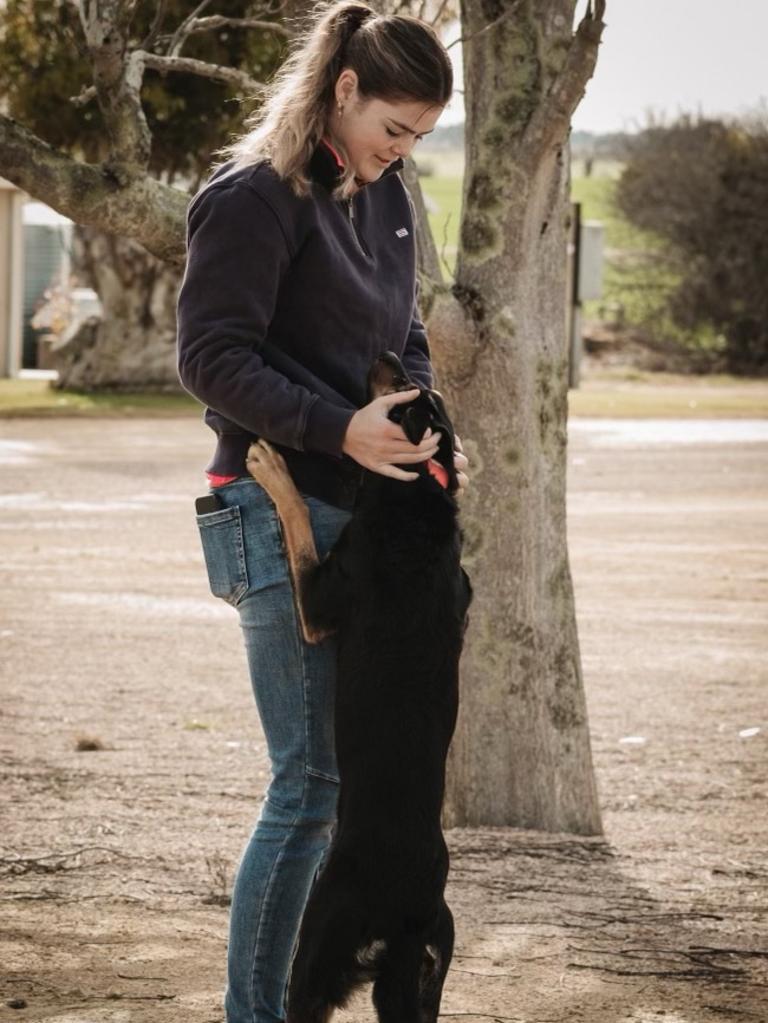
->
xmin=245 ymin=439 xmax=330 ymax=645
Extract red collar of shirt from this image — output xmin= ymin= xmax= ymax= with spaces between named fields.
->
xmin=321 ymin=136 xmax=345 ymax=170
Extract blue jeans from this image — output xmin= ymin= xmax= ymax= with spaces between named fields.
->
xmin=195 ymin=476 xmax=352 ymax=1023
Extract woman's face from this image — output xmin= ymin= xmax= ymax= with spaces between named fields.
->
xmin=330 ymin=70 xmax=444 ymax=185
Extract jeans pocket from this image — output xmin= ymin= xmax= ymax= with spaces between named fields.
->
xmin=196 ymin=505 xmax=249 ymax=607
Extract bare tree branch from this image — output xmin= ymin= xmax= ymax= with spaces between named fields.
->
xmin=166 ymin=0 xmax=217 ymax=56
xmin=183 ymin=15 xmax=292 ymax=41
xmin=139 ymin=51 xmax=266 ymax=96
xmin=429 ymin=0 xmax=452 ymax=29
xmin=527 ymin=0 xmax=607 ymax=152
xmin=447 ymin=0 xmax=523 ymax=50
xmin=76 ymin=0 xmax=152 ymax=177
xmin=0 ymin=114 xmax=187 ymax=265
xmin=70 ymin=3 xmax=277 ymax=110
xmin=139 ymin=0 xmax=168 ymax=50
xmin=70 ymin=84 xmax=97 ymax=107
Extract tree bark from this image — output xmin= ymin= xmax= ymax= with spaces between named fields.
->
xmin=402 ymin=156 xmax=444 ymax=295
xmin=436 ymin=0 xmax=607 ymax=833
xmin=0 ymin=116 xmax=187 ymax=266
xmin=50 ymin=227 xmax=182 ymax=391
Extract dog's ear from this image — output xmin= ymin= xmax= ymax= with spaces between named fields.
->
xmin=368 ymin=351 xmax=416 ymax=400
xmin=399 ymin=403 xmax=431 ymax=445
xmin=425 ymin=389 xmax=460 ymax=494
xmin=425 ymin=391 xmax=454 ymax=444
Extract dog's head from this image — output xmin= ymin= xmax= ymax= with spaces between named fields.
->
xmin=367 ymin=352 xmax=459 ymax=495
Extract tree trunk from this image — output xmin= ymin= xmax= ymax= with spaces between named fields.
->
xmin=434 ymin=0 xmax=606 ymax=833
xmin=50 ymin=227 xmax=182 ymax=390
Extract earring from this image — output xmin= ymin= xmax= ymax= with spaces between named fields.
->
xmin=337 ymin=102 xmax=344 ymax=119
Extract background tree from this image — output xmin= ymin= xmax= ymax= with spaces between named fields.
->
xmin=615 ymin=113 xmax=768 ymax=376
xmin=0 ymin=0 xmax=287 ymax=387
xmin=0 ymin=0 xmax=607 ymax=835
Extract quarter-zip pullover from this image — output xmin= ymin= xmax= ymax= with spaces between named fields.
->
xmin=176 ymin=140 xmax=433 ymax=510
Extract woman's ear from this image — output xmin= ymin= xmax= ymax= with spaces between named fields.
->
xmin=335 ymin=68 xmax=358 ymax=107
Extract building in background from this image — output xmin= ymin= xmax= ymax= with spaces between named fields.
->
xmin=0 ymin=180 xmax=100 ymax=379
xmin=0 ymin=176 xmax=24 ymax=378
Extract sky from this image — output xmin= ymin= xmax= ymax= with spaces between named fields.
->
xmin=440 ymin=1 xmax=767 ymax=134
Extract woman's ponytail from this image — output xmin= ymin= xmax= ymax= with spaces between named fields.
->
xmin=319 ymin=3 xmax=376 ymax=118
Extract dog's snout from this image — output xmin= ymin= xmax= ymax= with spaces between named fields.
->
xmin=368 ymin=351 xmax=414 ymax=400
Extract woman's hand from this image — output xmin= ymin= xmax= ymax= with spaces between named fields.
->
xmin=343 ymin=388 xmax=441 ymax=480
xmin=343 ymin=388 xmax=470 ymax=492
xmin=342 ymin=389 xmax=441 ymax=481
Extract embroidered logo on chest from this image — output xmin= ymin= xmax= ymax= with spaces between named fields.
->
xmin=395 ymin=227 xmax=409 ymax=238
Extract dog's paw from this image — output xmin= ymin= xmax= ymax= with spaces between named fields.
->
xmin=303 ymin=623 xmax=335 ymax=645
xmin=246 ymin=440 xmax=293 ymax=499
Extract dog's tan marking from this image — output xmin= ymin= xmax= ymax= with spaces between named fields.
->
xmin=245 ymin=440 xmax=331 ymax=645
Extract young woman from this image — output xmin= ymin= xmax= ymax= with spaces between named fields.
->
xmin=176 ymin=3 xmax=467 ymax=1020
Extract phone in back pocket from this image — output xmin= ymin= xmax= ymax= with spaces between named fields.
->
xmin=195 ymin=493 xmax=225 ymax=515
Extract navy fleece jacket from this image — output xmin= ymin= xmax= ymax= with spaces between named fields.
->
xmin=176 ymin=140 xmax=433 ymax=510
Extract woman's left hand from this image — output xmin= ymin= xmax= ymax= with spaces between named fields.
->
xmin=454 ymin=433 xmax=469 ymax=494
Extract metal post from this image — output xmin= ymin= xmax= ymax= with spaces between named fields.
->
xmin=568 ymin=200 xmax=583 ymax=389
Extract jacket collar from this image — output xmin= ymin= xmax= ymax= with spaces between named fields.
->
xmin=309 ymin=138 xmax=404 ymax=193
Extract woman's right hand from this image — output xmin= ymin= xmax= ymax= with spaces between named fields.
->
xmin=342 ymin=389 xmax=441 ymax=481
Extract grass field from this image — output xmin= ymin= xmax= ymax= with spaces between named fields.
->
xmin=415 ymin=149 xmax=717 ymax=353
xmin=2 ymin=375 xmax=765 ymax=420
xmin=417 ymin=151 xmax=653 ymax=276
xmin=0 ymin=379 xmax=202 ymax=417
xmin=569 ymin=372 xmax=768 ymax=418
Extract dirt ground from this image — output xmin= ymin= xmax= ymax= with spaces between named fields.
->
xmin=0 ymin=413 xmax=766 ymax=1023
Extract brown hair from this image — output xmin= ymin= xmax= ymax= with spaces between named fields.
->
xmin=216 ymin=0 xmax=453 ymax=199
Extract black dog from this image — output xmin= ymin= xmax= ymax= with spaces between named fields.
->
xmin=246 ymin=352 xmax=472 ymax=1023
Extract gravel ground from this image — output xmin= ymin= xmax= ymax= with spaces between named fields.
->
xmin=1 ymin=415 xmax=766 ymax=1023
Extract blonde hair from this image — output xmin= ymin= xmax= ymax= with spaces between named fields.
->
xmin=216 ymin=0 xmax=452 ymax=199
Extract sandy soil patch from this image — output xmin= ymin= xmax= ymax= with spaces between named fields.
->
xmin=1 ymin=417 xmax=765 ymax=1023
